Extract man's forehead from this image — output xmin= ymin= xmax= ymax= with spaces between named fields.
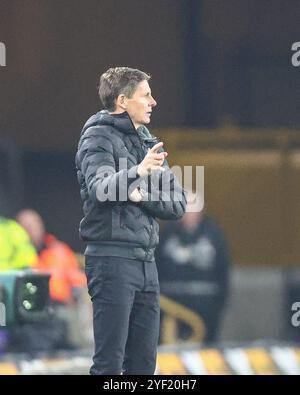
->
xmin=135 ymin=80 xmax=151 ymax=94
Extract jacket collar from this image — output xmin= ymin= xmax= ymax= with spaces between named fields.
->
xmin=81 ymin=110 xmax=136 ymax=137
xmin=98 ymin=110 xmax=137 ymax=135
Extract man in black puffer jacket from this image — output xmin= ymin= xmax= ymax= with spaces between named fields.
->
xmin=75 ymin=67 xmax=186 ymax=375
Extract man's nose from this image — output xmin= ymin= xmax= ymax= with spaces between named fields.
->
xmin=151 ymin=97 xmax=157 ymax=107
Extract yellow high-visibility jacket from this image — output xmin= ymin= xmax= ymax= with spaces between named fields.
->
xmin=0 ymin=217 xmax=37 ymax=271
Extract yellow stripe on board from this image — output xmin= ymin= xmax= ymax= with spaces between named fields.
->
xmin=245 ymin=348 xmax=280 ymax=375
xmin=293 ymin=348 xmax=300 ymax=365
xmin=0 ymin=363 xmax=19 ymax=375
xmin=157 ymin=353 xmax=188 ymax=375
xmin=199 ymin=349 xmax=232 ymax=375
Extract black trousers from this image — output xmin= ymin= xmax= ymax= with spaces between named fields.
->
xmin=85 ymin=255 xmax=160 ymax=375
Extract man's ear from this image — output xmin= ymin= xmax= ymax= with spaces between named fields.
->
xmin=116 ymin=94 xmax=127 ymax=111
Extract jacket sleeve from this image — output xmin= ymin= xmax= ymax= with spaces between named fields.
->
xmin=139 ymin=163 xmax=187 ymax=220
xmin=78 ymin=132 xmax=141 ymax=203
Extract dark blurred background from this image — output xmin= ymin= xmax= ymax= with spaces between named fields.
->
xmin=1 ymin=1 xmax=300 ymax=370
xmin=0 ymin=0 xmax=299 ymax=259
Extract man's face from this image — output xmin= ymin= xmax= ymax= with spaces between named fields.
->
xmin=124 ymin=80 xmax=157 ymax=128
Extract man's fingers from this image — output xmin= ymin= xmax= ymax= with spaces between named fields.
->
xmin=129 ymin=188 xmax=143 ymax=202
xmin=141 ymin=143 xmax=167 ymax=175
xmin=149 ymin=152 xmax=167 ymax=160
xmin=149 ymin=142 xmax=163 ymax=153
xmin=150 ymin=165 xmax=165 ymax=172
xmin=151 ymin=161 xmax=164 ymax=168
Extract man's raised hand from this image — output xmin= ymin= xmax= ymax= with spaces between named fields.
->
xmin=137 ymin=142 xmax=168 ymax=177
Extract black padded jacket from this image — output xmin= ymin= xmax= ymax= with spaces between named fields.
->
xmin=75 ymin=110 xmax=186 ymax=261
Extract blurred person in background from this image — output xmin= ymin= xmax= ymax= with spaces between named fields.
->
xmin=16 ymin=209 xmax=86 ymax=305
xmin=0 ymin=215 xmax=37 ymax=272
xmin=0 ymin=210 xmax=84 ymax=354
xmin=0 ymin=215 xmax=37 ymax=354
xmin=156 ymin=191 xmax=231 ymax=344
xmin=12 ymin=209 xmax=86 ymax=354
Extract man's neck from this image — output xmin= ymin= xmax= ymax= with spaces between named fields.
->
xmin=109 ymin=109 xmax=124 ymax=116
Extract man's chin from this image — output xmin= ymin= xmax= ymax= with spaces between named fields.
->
xmin=136 ymin=118 xmax=151 ymax=127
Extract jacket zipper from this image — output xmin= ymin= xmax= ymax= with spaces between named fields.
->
xmin=146 ymin=216 xmax=153 ymax=255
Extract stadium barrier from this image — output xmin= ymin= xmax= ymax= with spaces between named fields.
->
xmin=0 ymin=343 xmax=300 ymax=375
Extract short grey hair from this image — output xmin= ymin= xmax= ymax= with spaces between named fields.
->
xmin=98 ymin=67 xmax=150 ymax=111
